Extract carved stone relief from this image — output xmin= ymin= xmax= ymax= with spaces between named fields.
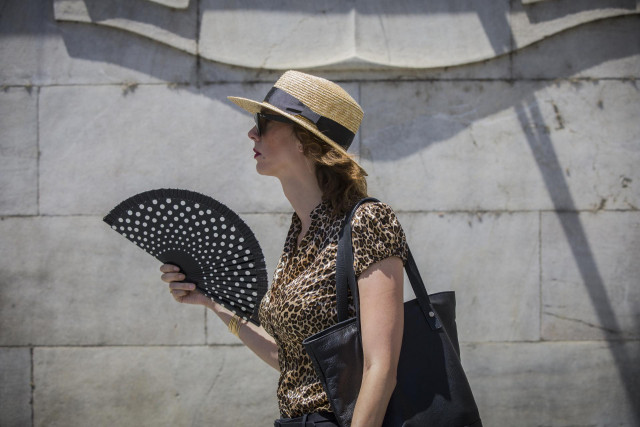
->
xmin=54 ymin=0 xmax=639 ymax=70
xmin=147 ymin=0 xmax=189 ymax=8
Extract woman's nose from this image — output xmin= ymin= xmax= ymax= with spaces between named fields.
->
xmin=248 ymin=126 xmax=259 ymax=141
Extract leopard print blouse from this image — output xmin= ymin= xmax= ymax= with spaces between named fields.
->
xmin=258 ymin=200 xmax=408 ymax=418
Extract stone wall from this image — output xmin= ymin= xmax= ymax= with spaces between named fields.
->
xmin=1 ymin=1 xmax=638 ymax=426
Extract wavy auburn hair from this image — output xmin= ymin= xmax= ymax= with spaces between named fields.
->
xmin=293 ymin=126 xmax=368 ymax=215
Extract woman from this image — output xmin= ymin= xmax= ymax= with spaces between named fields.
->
xmin=161 ymin=71 xmax=408 ymax=426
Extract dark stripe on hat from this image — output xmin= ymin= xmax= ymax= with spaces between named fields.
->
xmin=263 ymin=87 xmax=355 ymax=151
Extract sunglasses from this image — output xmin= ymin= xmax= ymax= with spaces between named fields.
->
xmin=254 ymin=112 xmax=293 ymax=136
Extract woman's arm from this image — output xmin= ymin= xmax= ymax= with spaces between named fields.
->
xmin=350 ymin=256 xmax=404 ymax=427
xmin=161 ymin=264 xmax=280 ymax=371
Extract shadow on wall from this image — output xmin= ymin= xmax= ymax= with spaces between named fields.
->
xmin=521 ymin=0 xmax=637 ymax=22
xmin=27 ymin=1 xmax=640 ymax=423
xmin=514 ymin=98 xmax=640 ymax=423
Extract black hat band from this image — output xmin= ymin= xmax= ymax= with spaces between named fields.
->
xmin=263 ymin=87 xmax=355 ymax=151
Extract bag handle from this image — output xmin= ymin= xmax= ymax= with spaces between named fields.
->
xmin=336 ymin=198 xmax=443 ymax=331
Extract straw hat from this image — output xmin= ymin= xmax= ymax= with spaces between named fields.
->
xmin=228 ymin=70 xmax=364 ymax=161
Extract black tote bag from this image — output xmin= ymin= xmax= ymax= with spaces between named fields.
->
xmin=302 ymin=198 xmax=482 ymax=427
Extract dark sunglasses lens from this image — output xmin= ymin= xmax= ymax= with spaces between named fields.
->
xmin=255 ymin=113 xmax=289 ymax=136
xmin=254 ymin=113 xmax=263 ymax=136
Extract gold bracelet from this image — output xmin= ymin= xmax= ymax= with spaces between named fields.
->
xmin=227 ymin=314 xmax=243 ymax=337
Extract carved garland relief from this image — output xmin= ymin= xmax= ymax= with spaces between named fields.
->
xmin=53 ymin=0 xmax=640 ymax=70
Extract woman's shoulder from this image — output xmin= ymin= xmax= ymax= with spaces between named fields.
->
xmin=352 ymin=200 xmax=399 ymax=224
xmin=351 ymin=200 xmax=405 ymax=238
xmin=350 ymin=199 xmax=408 ymax=274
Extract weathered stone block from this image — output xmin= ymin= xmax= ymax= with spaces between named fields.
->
xmin=0 ymin=0 xmax=196 ymax=86
xmin=541 ymin=211 xmax=640 ymax=340
xmin=397 ymin=211 xmax=540 ymax=343
xmin=355 ymin=0 xmax=512 ymax=68
xmin=463 ymin=341 xmax=640 ymax=426
xmin=0 ymin=87 xmax=38 ymax=215
xmin=48 ymin=22 xmax=198 ymax=85
xmin=199 ymin=1 xmax=354 ymax=70
xmin=39 ymin=82 xmax=360 ymax=216
xmin=0 ymin=0 xmax=52 ymax=85
xmin=54 ymin=0 xmax=198 ymax=55
xmin=521 ymin=80 xmax=639 ymax=212
xmin=33 ymin=346 xmax=280 ymax=427
xmin=0 ymin=216 xmax=205 ymax=346
xmin=513 ymin=15 xmax=640 ymax=79
xmin=360 ymin=80 xmax=640 ymax=211
xmin=0 ymin=348 xmax=31 ymax=427
xmin=38 ymin=84 xmax=281 ymax=215
xmin=361 ymin=80 xmax=539 ymax=211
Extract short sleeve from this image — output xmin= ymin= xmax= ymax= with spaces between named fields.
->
xmin=351 ymin=202 xmax=408 ymax=277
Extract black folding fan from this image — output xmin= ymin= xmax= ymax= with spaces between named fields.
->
xmin=103 ymin=189 xmax=268 ymax=325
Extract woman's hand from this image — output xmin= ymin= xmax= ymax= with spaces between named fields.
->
xmin=160 ymin=264 xmax=210 ymax=306
xmin=160 ymin=264 xmax=279 ymax=370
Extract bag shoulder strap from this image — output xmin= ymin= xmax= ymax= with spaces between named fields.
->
xmin=336 ymin=198 xmax=443 ymax=331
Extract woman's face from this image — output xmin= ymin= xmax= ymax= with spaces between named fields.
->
xmin=248 ymin=118 xmax=306 ymax=178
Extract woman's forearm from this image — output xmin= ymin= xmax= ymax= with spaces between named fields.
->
xmin=161 ymin=266 xmax=279 ymax=369
xmin=350 ymin=364 xmax=397 ymax=427
xmin=207 ymin=300 xmax=280 ymax=371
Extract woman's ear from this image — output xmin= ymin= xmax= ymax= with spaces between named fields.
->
xmin=297 ymin=142 xmax=304 ymax=153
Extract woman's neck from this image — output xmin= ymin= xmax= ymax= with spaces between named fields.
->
xmin=279 ymin=169 xmax=323 ymax=233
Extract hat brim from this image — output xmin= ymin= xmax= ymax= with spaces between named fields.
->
xmin=227 ymin=96 xmax=364 ymax=170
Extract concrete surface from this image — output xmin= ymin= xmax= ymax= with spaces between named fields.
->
xmin=0 ymin=1 xmax=197 ymax=86
xmin=33 ymin=346 xmax=279 ymax=427
xmin=0 ymin=216 xmax=205 ymax=346
xmin=464 ymin=341 xmax=640 ymax=426
xmin=359 ymin=79 xmax=640 ymax=212
xmin=0 ymin=348 xmax=31 ymax=427
xmin=541 ymin=211 xmax=640 ymax=341
xmin=0 ymin=87 xmax=38 ymax=215
xmin=398 ymin=211 xmax=540 ymax=343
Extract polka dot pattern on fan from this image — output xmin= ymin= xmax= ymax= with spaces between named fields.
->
xmin=103 ymin=188 xmax=268 ymax=325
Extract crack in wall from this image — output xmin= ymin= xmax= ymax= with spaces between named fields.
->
xmin=544 ymin=311 xmax=621 ymax=335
